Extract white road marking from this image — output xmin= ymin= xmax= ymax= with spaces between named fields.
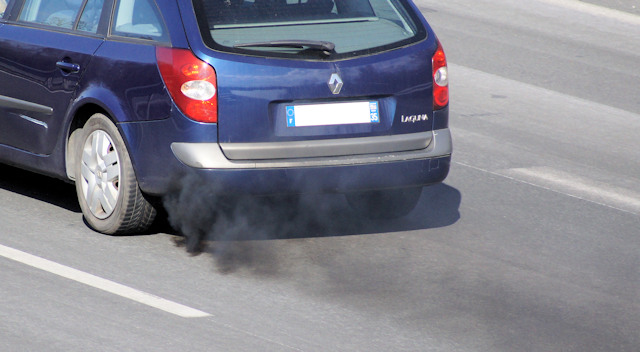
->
xmin=536 ymin=0 xmax=640 ymax=25
xmin=506 ymin=167 xmax=640 ymax=213
xmin=0 ymin=244 xmax=211 ymax=318
xmin=456 ymin=162 xmax=640 ymax=215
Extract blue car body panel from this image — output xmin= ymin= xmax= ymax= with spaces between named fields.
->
xmin=0 ymin=25 xmax=103 ymax=155
xmin=202 ymin=45 xmax=437 ymax=145
xmin=77 ymin=42 xmax=171 ymax=123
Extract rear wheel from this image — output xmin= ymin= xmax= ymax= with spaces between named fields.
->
xmin=74 ymin=113 xmax=156 ymax=234
xmin=346 ymin=187 xmax=423 ymax=219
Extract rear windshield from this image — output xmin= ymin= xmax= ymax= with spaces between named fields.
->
xmin=193 ymin=0 xmax=426 ymax=59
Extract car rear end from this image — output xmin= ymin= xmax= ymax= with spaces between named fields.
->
xmin=131 ymin=0 xmax=451 ymax=215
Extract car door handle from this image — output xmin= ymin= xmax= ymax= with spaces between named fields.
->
xmin=56 ymin=61 xmax=81 ymax=73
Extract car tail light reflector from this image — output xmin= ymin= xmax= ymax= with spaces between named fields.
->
xmin=432 ymin=40 xmax=449 ymax=110
xmin=156 ymin=47 xmax=218 ymax=123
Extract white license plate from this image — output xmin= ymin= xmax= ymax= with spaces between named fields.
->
xmin=286 ymin=101 xmax=379 ymax=127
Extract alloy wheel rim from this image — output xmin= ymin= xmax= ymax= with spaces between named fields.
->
xmin=80 ymin=130 xmax=121 ymax=219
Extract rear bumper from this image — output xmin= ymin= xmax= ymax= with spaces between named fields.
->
xmin=171 ymin=128 xmax=451 ymax=169
xmin=120 ymin=113 xmax=451 ymax=196
xmin=167 ymin=128 xmax=451 ymax=195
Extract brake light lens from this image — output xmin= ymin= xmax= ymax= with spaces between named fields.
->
xmin=156 ymin=47 xmax=218 ymax=123
xmin=432 ymin=40 xmax=449 ymax=110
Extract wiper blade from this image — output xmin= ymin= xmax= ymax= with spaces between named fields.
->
xmin=234 ymin=40 xmax=336 ymax=56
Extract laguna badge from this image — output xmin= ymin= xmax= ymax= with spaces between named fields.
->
xmin=401 ymin=114 xmax=429 ymax=123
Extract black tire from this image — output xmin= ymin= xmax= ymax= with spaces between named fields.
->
xmin=346 ymin=187 xmax=423 ymax=219
xmin=74 ymin=113 xmax=156 ymax=234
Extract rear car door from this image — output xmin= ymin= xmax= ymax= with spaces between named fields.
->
xmin=0 ymin=0 xmax=106 ymax=155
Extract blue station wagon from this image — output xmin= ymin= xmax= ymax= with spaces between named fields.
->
xmin=0 ymin=0 xmax=451 ymax=234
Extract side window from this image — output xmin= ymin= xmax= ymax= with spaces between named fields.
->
xmin=19 ymin=0 xmax=84 ymax=29
xmin=77 ymin=0 xmax=105 ymax=33
xmin=112 ymin=0 xmax=168 ymax=41
xmin=0 ymin=0 xmax=7 ymax=18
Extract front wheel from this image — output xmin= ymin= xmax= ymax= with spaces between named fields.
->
xmin=74 ymin=113 xmax=156 ymax=234
xmin=346 ymin=187 xmax=423 ymax=219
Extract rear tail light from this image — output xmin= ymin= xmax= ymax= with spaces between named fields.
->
xmin=156 ymin=47 xmax=218 ymax=123
xmin=432 ymin=40 xmax=449 ymax=110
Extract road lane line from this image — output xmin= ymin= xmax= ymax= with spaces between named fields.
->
xmin=536 ymin=0 xmax=640 ymax=25
xmin=0 ymin=244 xmax=211 ymax=318
xmin=455 ymin=162 xmax=640 ymax=215
xmin=506 ymin=167 xmax=640 ymax=213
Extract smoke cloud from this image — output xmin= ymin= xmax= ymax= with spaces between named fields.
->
xmin=161 ymin=170 xmax=459 ymax=275
xmin=161 ymin=172 xmax=359 ymax=274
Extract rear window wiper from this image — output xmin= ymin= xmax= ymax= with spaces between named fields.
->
xmin=234 ymin=40 xmax=336 ymax=57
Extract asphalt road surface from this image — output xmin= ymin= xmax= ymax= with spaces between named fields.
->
xmin=1 ymin=0 xmax=639 ymax=351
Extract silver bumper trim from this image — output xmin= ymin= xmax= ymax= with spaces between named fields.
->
xmin=220 ymin=131 xmax=432 ymax=160
xmin=171 ymin=128 xmax=452 ymax=169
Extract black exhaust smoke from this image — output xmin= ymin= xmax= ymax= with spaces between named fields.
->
xmin=161 ymin=171 xmax=355 ymax=274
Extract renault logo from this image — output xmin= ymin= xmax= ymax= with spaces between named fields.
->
xmin=328 ymin=73 xmax=343 ymax=95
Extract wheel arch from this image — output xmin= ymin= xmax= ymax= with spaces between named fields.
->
xmin=65 ymin=95 xmax=124 ymax=181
